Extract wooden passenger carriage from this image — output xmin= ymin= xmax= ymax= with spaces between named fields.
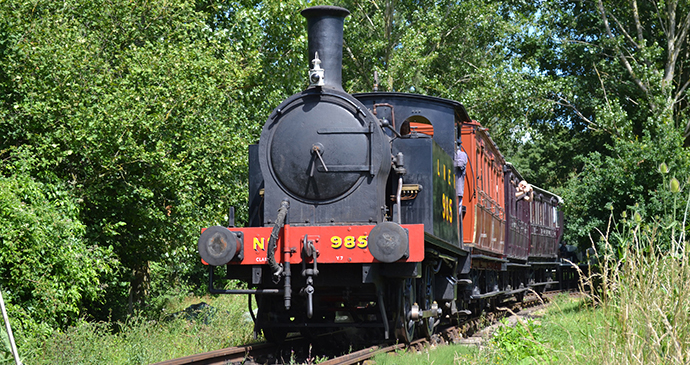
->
xmin=459 ymin=122 xmax=563 ymax=299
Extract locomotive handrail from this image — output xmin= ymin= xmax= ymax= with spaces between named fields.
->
xmin=322 ymin=89 xmax=367 ymax=116
xmin=315 ymin=165 xmax=369 ymax=172
xmin=372 ymin=102 xmax=396 ymax=128
xmin=317 ymin=127 xmax=370 ymax=134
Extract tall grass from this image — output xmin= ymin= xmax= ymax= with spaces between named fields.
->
xmin=576 ymin=215 xmax=690 ymax=364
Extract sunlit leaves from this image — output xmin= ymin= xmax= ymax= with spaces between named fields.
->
xmin=0 ymin=0 xmax=257 ymax=321
xmin=0 ymin=161 xmax=115 ymax=333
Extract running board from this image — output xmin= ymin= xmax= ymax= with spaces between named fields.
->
xmin=528 ymin=261 xmax=560 ymax=266
xmin=471 ymin=254 xmax=508 ymax=263
xmin=470 ymin=290 xmax=502 ymax=300
xmin=506 ymin=263 xmax=530 ymax=268
xmin=529 ymin=281 xmax=559 ymax=287
xmin=504 ymin=288 xmax=528 ymax=296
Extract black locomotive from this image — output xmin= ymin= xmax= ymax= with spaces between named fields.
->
xmin=198 ymin=5 xmax=569 ymax=344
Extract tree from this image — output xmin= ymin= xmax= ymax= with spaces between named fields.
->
xmin=0 ymin=0 xmax=258 ymax=318
xmin=591 ymin=0 xmax=690 ymax=136
xmin=521 ymin=0 xmax=690 ymax=248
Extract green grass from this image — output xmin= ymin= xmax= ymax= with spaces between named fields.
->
xmin=14 ymin=294 xmax=255 ymax=365
xmin=532 ymin=295 xmax=603 ymax=363
xmin=373 ymin=343 xmax=479 ymax=365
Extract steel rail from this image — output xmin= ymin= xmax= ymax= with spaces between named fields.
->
xmin=150 ymin=341 xmax=274 ymax=365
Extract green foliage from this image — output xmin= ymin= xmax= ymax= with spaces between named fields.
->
xmin=489 ymin=319 xmax=549 ymax=364
xmin=0 ymin=0 xmax=258 ymax=320
xmin=1 ymin=326 xmax=16 ymax=364
xmin=200 ymin=0 xmax=321 ymax=139
xmin=516 ymin=0 xmax=690 ymax=250
xmin=0 ymin=162 xmax=115 ymax=334
xmin=509 ymin=123 xmax=608 ymax=188
xmin=561 ymin=123 xmax=690 ymax=249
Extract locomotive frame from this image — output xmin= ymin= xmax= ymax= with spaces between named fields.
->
xmin=197 ymin=5 xmax=570 ymax=344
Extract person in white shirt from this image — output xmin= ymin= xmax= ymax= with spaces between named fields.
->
xmin=454 ymin=139 xmax=468 ymax=210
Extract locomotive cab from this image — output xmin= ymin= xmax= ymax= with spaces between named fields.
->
xmin=354 ymin=92 xmax=471 ymax=249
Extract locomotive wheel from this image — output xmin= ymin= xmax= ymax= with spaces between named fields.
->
xmin=394 ymin=278 xmax=416 ymax=343
xmin=257 ymin=296 xmax=288 ymax=343
xmin=263 ymin=327 xmax=288 ymax=344
xmin=417 ymin=265 xmax=436 ymax=338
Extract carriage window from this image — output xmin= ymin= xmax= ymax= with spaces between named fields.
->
xmin=512 ymin=180 xmax=518 ymax=215
xmin=531 ymin=200 xmax=535 ymax=223
xmin=484 ymin=157 xmax=489 ymax=197
xmin=496 ymin=169 xmax=500 ymax=202
xmin=475 ymin=150 xmax=480 ymax=193
xmin=498 ymin=171 xmax=503 ymax=208
xmin=539 ymin=201 xmax=544 ymax=225
xmin=488 ymin=164 xmax=496 ymax=200
xmin=489 ymin=166 xmax=494 ymax=201
xmin=547 ymin=204 xmax=552 ymax=227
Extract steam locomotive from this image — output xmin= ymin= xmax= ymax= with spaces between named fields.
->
xmin=197 ymin=5 xmax=567 ymax=344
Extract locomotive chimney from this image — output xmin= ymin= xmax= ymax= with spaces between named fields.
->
xmin=301 ymin=6 xmax=350 ymax=91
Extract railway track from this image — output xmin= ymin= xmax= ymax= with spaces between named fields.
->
xmin=152 ymin=290 xmax=569 ymax=365
xmin=150 ymin=340 xmax=277 ymax=365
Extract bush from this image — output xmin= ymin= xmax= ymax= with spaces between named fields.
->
xmin=561 ymin=124 xmax=690 ymax=251
xmin=0 ymin=163 xmax=116 ymax=335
